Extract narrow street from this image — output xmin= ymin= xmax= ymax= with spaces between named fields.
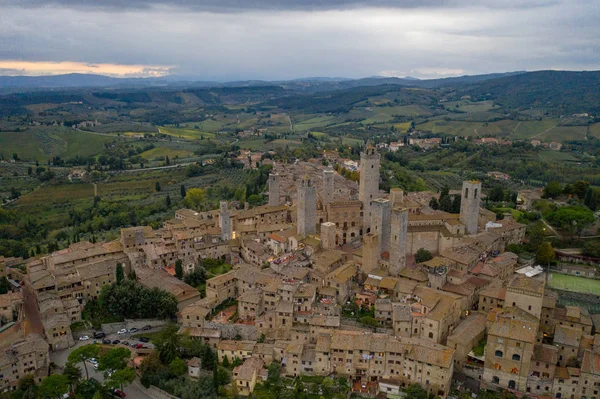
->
xmin=22 ymin=283 xmax=43 ymax=336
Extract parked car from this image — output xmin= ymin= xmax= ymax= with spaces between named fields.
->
xmin=135 ymin=343 xmax=144 ymax=349
xmin=111 ymin=389 xmax=126 ymax=398
xmin=102 ymin=339 xmax=111 ymax=345
xmin=117 ymin=329 xmax=127 ymax=335
xmin=112 ymin=340 xmax=120 ymax=345
xmin=93 ymin=332 xmax=105 ymax=339
xmin=141 ymin=325 xmax=152 ymax=331
xmin=128 ymin=328 xmax=138 ymax=333
xmin=79 ymin=336 xmax=90 ymax=341
xmin=139 ymin=337 xmax=149 ymax=343
xmin=121 ymin=341 xmax=129 ymax=346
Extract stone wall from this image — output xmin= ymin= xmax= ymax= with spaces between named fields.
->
xmin=101 ymin=319 xmax=167 ymax=334
xmin=204 ymin=321 xmax=258 ymax=340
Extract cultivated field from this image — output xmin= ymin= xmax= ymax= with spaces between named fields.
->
xmin=0 ymin=127 xmax=112 ymax=161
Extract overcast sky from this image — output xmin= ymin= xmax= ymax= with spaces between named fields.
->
xmin=0 ymin=0 xmax=599 ymax=80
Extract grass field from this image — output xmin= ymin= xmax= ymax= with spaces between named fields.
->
xmin=548 ymin=272 xmax=600 ymax=294
xmin=158 ymin=126 xmax=215 ymax=140
xmin=341 ymin=137 xmax=364 ymax=146
xmin=372 ymin=105 xmax=431 ymax=117
xmin=236 ymin=139 xmax=266 ymax=150
xmin=443 ymin=100 xmax=496 ymax=113
xmin=294 ymin=115 xmax=338 ymax=131
xmin=589 ymin=123 xmax=600 ymax=139
xmin=538 ymin=126 xmax=587 ymax=142
xmin=511 ymin=120 xmax=558 ymax=139
xmin=0 ymin=127 xmax=112 ymax=161
xmin=267 ymin=139 xmax=303 ymax=149
xmin=416 ymin=120 xmax=480 ymax=136
xmin=539 ymin=150 xmax=579 ymax=162
xmin=140 ymin=147 xmax=195 ymax=160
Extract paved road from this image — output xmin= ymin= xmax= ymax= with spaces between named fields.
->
xmin=51 ymin=340 xmax=151 ymax=399
xmin=22 ymin=284 xmax=43 ymax=336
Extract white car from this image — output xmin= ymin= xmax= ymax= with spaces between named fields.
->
xmin=117 ymin=329 xmax=127 ymax=335
xmin=79 ymin=336 xmax=90 ymax=341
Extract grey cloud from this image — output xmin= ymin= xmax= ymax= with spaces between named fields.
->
xmin=4 ymin=0 xmax=562 ymax=12
xmin=0 ymin=0 xmax=598 ymax=80
xmin=0 ymin=68 xmax=28 ymax=76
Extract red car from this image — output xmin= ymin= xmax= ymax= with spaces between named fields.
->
xmin=135 ymin=343 xmax=145 ymax=349
xmin=112 ymin=389 xmax=126 ymax=398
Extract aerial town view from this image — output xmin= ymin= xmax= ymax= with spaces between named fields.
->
xmin=2 ymin=1 xmax=600 ymax=399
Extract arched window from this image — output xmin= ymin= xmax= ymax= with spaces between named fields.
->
xmin=428 ymin=332 xmax=434 ymax=339
xmin=465 ymin=188 xmax=469 ymax=198
xmin=512 ymin=354 xmax=521 ymax=361
xmin=508 ymin=380 xmax=516 ymax=390
xmin=492 ymin=376 xmax=500 ymax=384
xmin=474 ymin=188 xmax=478 ymax=198
xmin=495 ymin=350 xmax=503 ymax=358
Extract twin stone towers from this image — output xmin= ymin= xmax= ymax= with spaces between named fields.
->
xmin=266 ymin=144 xmax=481 ymax=276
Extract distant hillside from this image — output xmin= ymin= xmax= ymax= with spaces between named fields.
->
xmin=459 ymin=70 xmax=600 ymax=115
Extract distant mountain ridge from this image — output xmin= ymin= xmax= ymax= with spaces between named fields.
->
xmin=0 ymin=71 xmax=525 ymax=92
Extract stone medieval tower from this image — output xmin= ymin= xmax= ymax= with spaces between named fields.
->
xmin=359 ymin=144 xmax=380 ymax=228
xmin=362 ymin=233 xmax=379 ymax=274
xmin=389 ymin=207 xmax=408 ymax=276
xmin=459 ymin=180 xmax=481 ymax=235
xmin=219 ymin=201 xmax=232 ymax=241
xmin=297 ymin=176 xmax=317 ymax=236
xmin=322 ymin=168 xmax=335 ymax=207
xmin=268 ymin=173 xmax=280 ymax=207
xmin=320 ymin=222 xmax=336 ymax=250
xmin=370 ymin=198 xmax=391 ymax=255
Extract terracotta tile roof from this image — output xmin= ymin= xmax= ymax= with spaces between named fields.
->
xmin=581 ymin=350 xmax=600 ymax=375
xmin=533 ymin=344 xmax=558 ymax=364
xmin=554 ymin=325 xmax=583 ymax=348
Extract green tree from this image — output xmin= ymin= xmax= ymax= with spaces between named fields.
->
xmin=166 ymin=194 xmax=172 ymax=207
xmin=546 ymin=205 xmax=595 ymax=237
xmin=216 ymin=366 xmax=231 ymax=386
xmin=201 ymin=345 xmax=216 ymax=370
xmin=39 ymin=374 xmax=69 ymax=399
xmin=222 ymin=355 xmax=230 ymax=368
xmin=415 ymin=248 xmax=433 ymax=263
xmin=180 ymin=184 xmax=186 ymax=199
xmin=17 ymin=375 xmax=37 ymax=399
xmin=92 ymin=391 xmax=103 ymax=399
xmin=0 ymin=276 xmax=10 ymax=295
xmin=105 ymin=367 xmax=135 ymax=392
xmin=537 ymin=241 xmax=556 ymax=266
xmin=175 ymin=259 xmax=183 ymax=279
xmin=155 ymin=182 xmax=161 ymax=192
xmin=184 ymin=188 xmax=206 ymax=210
xmin=265 ymin=362 xmax=281 ymax=388
xmin=68 ymin=344 xmax=100 ymax=379
xmin=168 ymin=358 xmax=187 ymax=377
xmin=116 ymin=263 xmax=124 ymax=284
xmin=257 ymin=333 xmax=265 ymax=343
xmin=98 ymin=347 xmax=131 ymax=374
xmin=155 ymin=324 xmax=180 ymax=365
xmin=543 ymin=181 xmax=563 ymax=198
xmin=405 ymin=383 xmax=428 ymax=399
xmin=429 ymin=197 xmax=439 ymax=210
xmin=573 ymin=180 xmax=590 ymax=199
xmin=63 ymin=361 xmax=82 ymax=390
xmin=583 ymin=240 xmax=600 ymax=258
